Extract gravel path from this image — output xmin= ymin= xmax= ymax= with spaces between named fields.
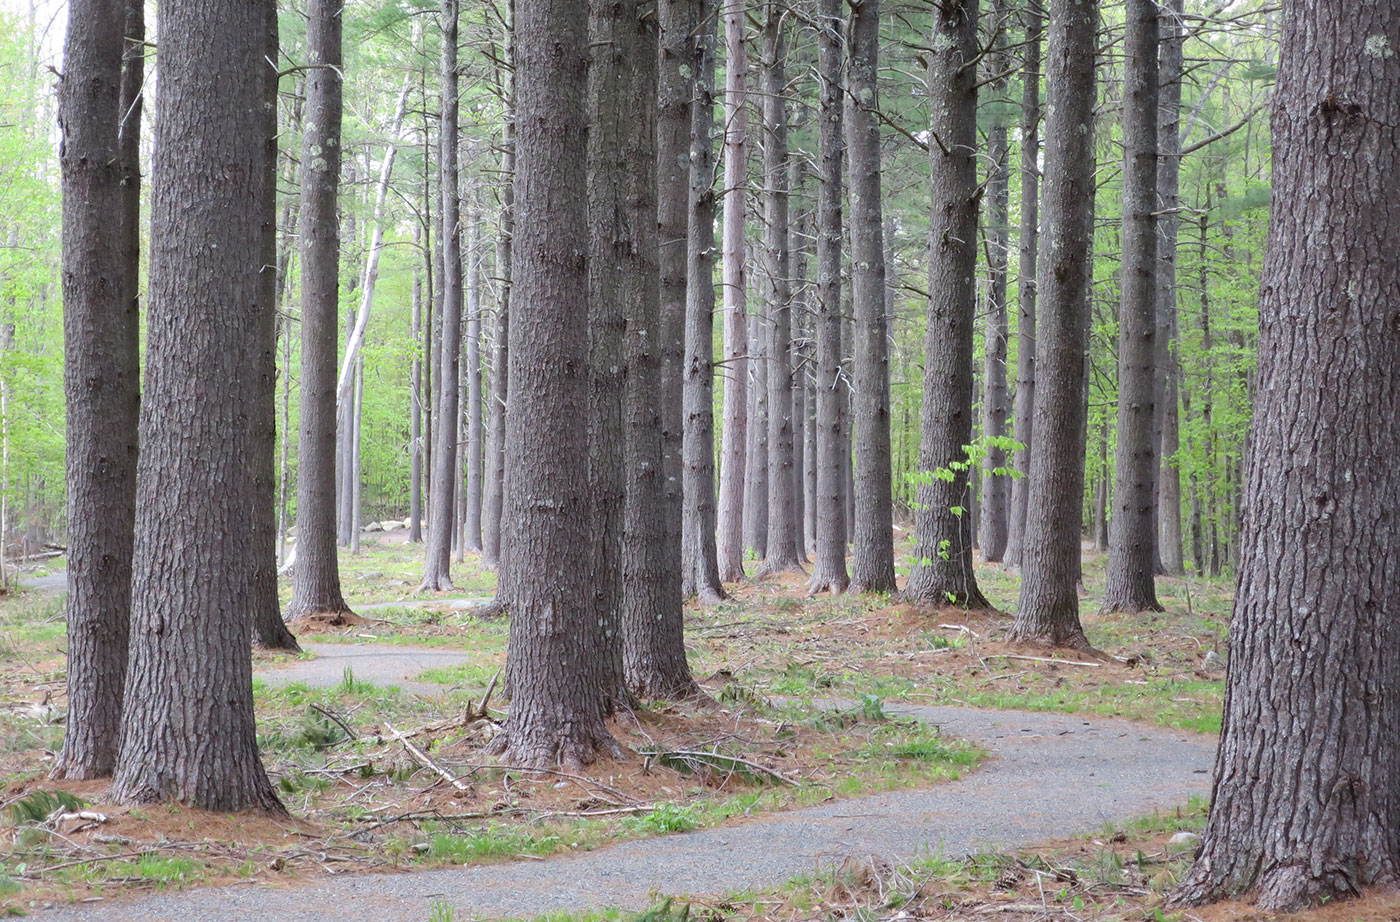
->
xmin=33 ymin=639 xmax=1217 ymax=922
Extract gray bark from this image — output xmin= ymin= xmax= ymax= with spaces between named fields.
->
xmin=1154 ymin=0 xmax=1185 ymax=576
xmin=1175 ymin=2 xmax=1400 ymax=907
xmin=1007 ymin=0 xmax=1096 ymax=648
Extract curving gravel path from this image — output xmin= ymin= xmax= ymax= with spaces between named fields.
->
xmin=32 ymin=640 xmax=1218 ymax=922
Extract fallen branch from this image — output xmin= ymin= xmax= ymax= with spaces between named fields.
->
xmin=641 ymin=749 xmax=801 ymax=787
xmin=986 ymin=654 xmax=1102 ymax=668
xmin=384 ymin=722 xmax=471 ymax=792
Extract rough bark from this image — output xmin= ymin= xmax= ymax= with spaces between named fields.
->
xmin=110 ymin=0 xmax=284 ymax=813
xmin=422 ymin=0 xmax=464 ymax=591
xmin=682 ymin=0 xmax=727 ymax=603
xmin=53 ymin=0 xmax=139 ymax=778
xmin=715 ymin=0 xmax=749 ymax=584
xmin=287 ymin=0 xmax=354 ymax=621
xmin=1102 ymin=0 xmax=1164 ymax=614
xmin=655 ymin=0 xmax=689 ymax=633
xmin=1003 ymin=6 xmax=1040 ymax=570
xmin=585 ymin=0 xmax=643 ymax=707
xmin=1154 ymin=0 xmax=1185 ymax=576
xmin=808 ymin=0 xmax=849 ymax=595
xmin=623 ymin=0 xmax=703 ymax=701
xmin=1175 ymin=2 xmax=1400 ymax=907
xmin=904 ymin=0 xmax=990 ymax=610
xmin=756 ymin=3 xmax=803 ymax=578
xmin=744 ymin=293 xmax=769 ymax=559
xmin=844 ymin=0 xmax=896 ymax=593
xmin=492 ymin=0 xmax=621 ymax=769
xmin=978 ymin=1 xmax=1011 ymax=565
xmin=1007 ymin=0 xmax=1095 ymax=648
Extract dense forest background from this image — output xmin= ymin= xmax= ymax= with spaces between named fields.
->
xmin=0 ymin=0 xmax=1273 ymax=576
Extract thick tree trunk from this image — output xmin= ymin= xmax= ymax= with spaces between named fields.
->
xmin=422 ymin=0 xmax=464 ymax=591
xmin=1102 ymin=0 xmax=1164 ymax=613
xmin=682 ymin=0 xmax=726 ymax=603
xmin=287 ymin=0 xmax=353 ymax=621
xmin=1007 ymin=0 xmax=1096 ymax=648
xmin=808 ymin=0 xmax=848 ymax=595
xmin=1154 ymin=0 xmax=1185 ymax=576
xmin=623 ymin=0 xmax=702 ymax=700
xmin=1175 ymin=3 xmax=1400 ymax=907
xmin=110 ymin=0 xmax=284 ymax=813
xmin=904 ymin=0 xmax=990 ymax=610
xmin=53 ymin=0 xmax=140 ymax=779
xmin=493 ymin=0 xmax=621 ymax=769
xmin=844 ymin=0 xmax=896 ymax=593
xmin=715 ymin=0 xmax=749 ymax=584
xmin=585 ymin=0 xmax=643 ymax=707
xmin=756 ymin=3 xmax=803 ymax=578
xmin=654 ymin=0 xmax=689 ymax=633
xmin=978 ymin=2 xmax=1011 ymax=565
xmin=1004 ymin=6 xmax=1041 ymax=570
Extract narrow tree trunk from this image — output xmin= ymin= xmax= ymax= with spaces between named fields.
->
xmin=789 ymin=173 xmax=811 ymax=563
xmin=1003 ymin=7 xmax=1040 ymax=570
xmin=744 ymin=272 xmax=769 ymax=559
xmin=624 ymin=0 xmax=703 ymax=700
xmin=904 ymin=0 xmax=990 ymax=610
xmin=845 ymin=0 xmax=897 ymax=593
xmin=349 ymin=355 xmax=363 ymax=554
xmin=53 ymin=0 xmax=140 ymax=778
xmin=808 ymin=0 xmax=849 ymax=594
xmin=483 ymin=13 xmax=514 ymax=570
xmin=682 ymin=0 xmax=726 ymax=602
xmin=287 ymin=0 xmax=354 ymax=620
xmin=1007 ymin=0 xmax=1096 ymax=648
xmin=1175 ymin=3 xmax=1400 ymax=907
xmin=275 ymin=85 xmax=304 ymax=568
xmin=492 ymin=0 xmax=621 ymax=769
xmin=1102 ymin=0 xmax=1164 ymax=613
xmin=464 ymin=189 xmax=484 ymax=553
xmin=410 ymin=225 xmax=425 ymax=543
xmin=715 ymin=0 xmax=749 ymax=583
xmin=757 ymin=3 xmax=803 ymax=577
xmin=978 ymin=1 xmax=1011 ymax=565
xmin=111 ymin=0 xmax=284 ymax=813
xmin=1154 ymin=0 xmax=1185 ymax=576
xmin=422 ymin=0 xmax=464 ymax=591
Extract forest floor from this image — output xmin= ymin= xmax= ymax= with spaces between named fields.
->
xmin=0 ymin=531 xmax=1281 ymax=921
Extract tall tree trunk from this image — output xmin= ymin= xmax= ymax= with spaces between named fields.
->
xmin=110 ymin=0 xmax=284 ymax=813
xmin=789 ymin=169 xmax=811 ymax=563
xmin=682 ymin=0 xmax=726 ymax=602
xmin=1102 ymin=0 xmax=1164 ymax=613
xmin=464 ymin=189 xmax=484 ymax=552
xmin=1154 ymin=0 xmax=1185 ymax=576
xmin=53 ymin=0 xmax=140 ymax=778
xmin=1003 ymin=6 xmax=1040 ymax=570
xmin=287 ymin=0 xmax=354 ymax=621
xmin=350 ymin=355 xmax=363 ymax=554
xmin=715 ymin=1 xmax=750 ymax=584
xmin=625 ymin=0 xmax=702 ymax=700
xmin=584 ymin=0 xmax=635 ymax=707
xmin=904 ymin=0 xmax=990 ymax=610
xmin=251 ymin=2 xmax=299 ymax=650
xmin=275 ymin=82 xmax=304 ymax=568
xmin=744 ymin=291 xmax=769 ymax=559
xmin=808 ymin=0 xmax=848 ymax=594
xmin=978 ymin=1 xmax=1011 ymax=565
xmin=410 ymin=224 xmax=425 ymax=543
xmin=654 ymin=0 xmax=690 ymax=629
xmin=757 ymin=2 xmax=803 ymax=577
xmin=492 ymin=0 xmax=621 ymax=769
xmin=422 ymin=0 xmax=464 ymax=591
xmin=1175 ymin=3 xmax=1400 ymax=908
xmin=1006 ymin=0 xmax=1096 ymax=648
xmin=483 ymin=9 xmax=514 ymax=570
xmin=845 ymin=0 xmax=896 ymax=593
